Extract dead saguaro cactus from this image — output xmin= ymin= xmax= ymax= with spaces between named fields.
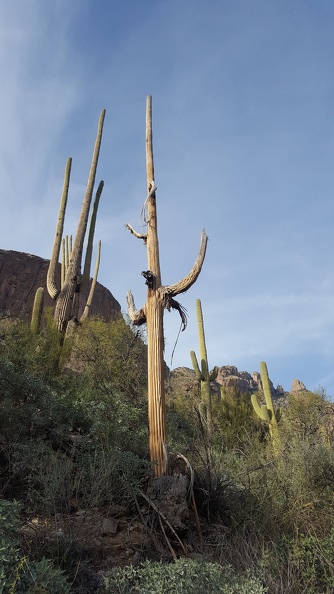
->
xmin=126 ymin=96 xmax=208 ymax=476
xmin=47 ymin=110 xmax=105 ymax=336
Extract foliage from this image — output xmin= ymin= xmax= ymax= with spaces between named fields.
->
xmin=3 ymin=308 xmax=334 ymax=593
xmin=0 ymin=312 xmax=69 ymax=382
xmin=11 ymin=557 xmax=70 ymax=594
xmin=0 ymin=500 xmax=21 ymax=593
xmin=71 ymin=315 xmax=147 ymax=401
xmin=69 ymin=315 xmax=148 ymax=453
xmin=0 ymin=500 xmax=70 ymax=594
xmin=102 ymin=558 xmax=266 ymax=594
xmin=288 ymin=531 xmax=334 ymax=594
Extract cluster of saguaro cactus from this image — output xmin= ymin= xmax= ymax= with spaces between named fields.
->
xmin=251 ymin=360 xmax=281 ymax=455
xmin=47 ymin=110 xmax=105 ymax=336
xmin=190 ymin=299 xmax=218 ymax=438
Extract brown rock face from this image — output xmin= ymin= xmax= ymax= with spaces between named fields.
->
xmin=0 ymin=250 xmax=121 ymax=322
xmin=290 ymin=379 xmax=307 ymax=393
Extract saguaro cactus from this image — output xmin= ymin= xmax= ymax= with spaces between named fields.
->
xmin=126 ymin=96 xmax=208 ymax=476
xmin=251 ymin=361 xmax=281 ymax=455
xmin=31 ymin=287 xmax=44 ymax=334
xmin=47 ymin=110 xmax=105 ymax=335
xmin=190 ymin=299 xmax=218 ymax=437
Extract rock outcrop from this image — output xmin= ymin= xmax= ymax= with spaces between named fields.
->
xmin=168 ymin=365 xmax=305 ymax=400
xmin=290 ymin=378 xmax=307 ymax=393
xmin=0 ymin=250 xmax=121 ymax=322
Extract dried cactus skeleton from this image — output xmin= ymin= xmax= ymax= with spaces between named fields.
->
xmin=47 ymin=110 xmax=105 ymax=336
xmin=126 ymin=96 xmax=208 ymax=476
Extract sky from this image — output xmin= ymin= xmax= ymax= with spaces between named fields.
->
xmin=1 ymin=0 xmax=334 ymax=396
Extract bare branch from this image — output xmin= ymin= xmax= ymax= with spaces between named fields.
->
xmin=125 ymin=224 xmax=147 ymax=244
xmin=126 ymin=290 xmax=147 ymax=325
xmin=160 ymin=229 xmax=208 ymax=297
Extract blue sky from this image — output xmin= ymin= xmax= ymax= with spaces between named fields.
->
xmin=1 ymin=0 xmax=334 ymax=395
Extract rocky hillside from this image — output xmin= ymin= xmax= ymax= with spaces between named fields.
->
xmin=167 ymin=365 xmax=307 ymax=399
xmin=0 ymin=250 xmax=121 ymax=322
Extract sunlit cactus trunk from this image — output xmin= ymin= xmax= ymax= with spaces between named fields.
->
xmin=127 ymin=97 xmax=208 ymax=476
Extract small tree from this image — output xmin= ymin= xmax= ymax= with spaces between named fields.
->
xmin=126 ymin=96 xmax=208 ymax=476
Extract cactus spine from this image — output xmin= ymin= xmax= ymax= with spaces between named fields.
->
xmin=190 ymin=299 xmax=218 ymax=437
xmin=251 ymin=361 xmax=281 ymax=455
xmin=31 ymin=287 xmax=44 ymax=333
xmin=47 ymin=110 xmax=105 ymax=336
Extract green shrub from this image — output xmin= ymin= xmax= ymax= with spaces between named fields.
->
xmin=288 ymin=531 xmax=334 ymax=594
xmin=0 ymin=500 xmax=21 ymax=593
xmin=11 ymin=557 xmax=70 ymax=594
xmin=0 ymin=500 xmax=70 ymax=594
xmin=102 ymin=558 xmax=266 ymax=593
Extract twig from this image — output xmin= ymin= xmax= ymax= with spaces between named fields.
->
xmin=158 ymin=513 xmax=177 ymax=560
xmin=139 ymin=490 xmax=187 ymax=555
xmin=176 ymin=454 xmax=203 ymax=553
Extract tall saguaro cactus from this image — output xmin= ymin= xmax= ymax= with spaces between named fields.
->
xmin=47 ymin=110 xmax=105 ymax=335
xmin=251 ymin=361 xmax=281 ymax=456
xmin=190 ymin=298 xmax=218 ymax=438
xmin=126 ymin=97 xmax=208 ymax=476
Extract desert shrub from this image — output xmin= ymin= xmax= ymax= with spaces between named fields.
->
xmin=9 ymin=439 xmax=149 ymax=515
xmin=0 ymin=314 xmax=69 ymax=382
xmin=287 ymin=531 xmax=334 ymax=594
xmin=215 ymin=387 xmax=263 ymax=451
xmin=71 ymin=315 xmax=147 ymax=401
xmin=280 ymin=390 xmax=333 ymax=443
xmin=0 ymin=499 xmax=21 ymax=592
xmin=69 ymin=316 xmax=148 ymax=455
xmin=11 ymin=557 xmax=70 ymax=594
xmin=102 ymin=558 xmax=266 ymax=593
xmin=0 ymin=499 xmax=70 ymax=594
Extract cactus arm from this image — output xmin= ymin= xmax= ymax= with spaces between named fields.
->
xmin=190 ymin=299 xmax=213 ymax=432
xmin=159 ymin=230 xmax=208 ymax=298
xmin=125 ymin=223 xmax=147 ymax=243
xmin=209 ymin=366 xmax=218 ymax=382
xmin=82 ymin=180 xmax=104 ymax=289
xmin=190 ymin=350 xmax=203 ymax=381
xmin=251 ymin=392 xmax=271 ymax=422
xmin=47 ymin=156 xmax=72 ymax=299
xmin=66 ymin=235 xmax=70 ymax=269
xmin=31 ymin=287 xmax=44 ymax=333
xmin=54 ymin=109 xmax=106 ymax=334
xmin=126 ymin=290 xmax=147 ymax=325
xmin=61 ymin=238 xmax=66 ymax=287
xmin=251 ymin=361 xmax=281 ymax=456
xmin=260 ymin=361 xmax=277 ymax=425
xmin=80 ymin=240 xmax=101 ymax=322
